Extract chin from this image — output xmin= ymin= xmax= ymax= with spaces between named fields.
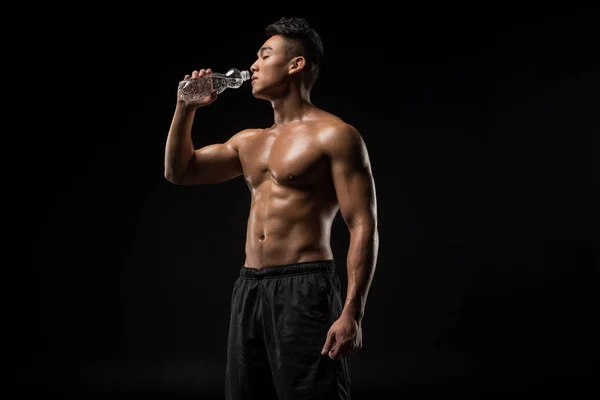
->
xmin=251 ymin=88 xmax=270 ymax=100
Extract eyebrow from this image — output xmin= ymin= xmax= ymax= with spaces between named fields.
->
xmin=257 ymin=46 xmax=273 ymax=57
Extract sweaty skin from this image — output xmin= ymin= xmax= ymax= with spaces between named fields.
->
xmin=164 ymin=34 xmax=378 ymax=358
xmin=167 ymin=109 xmax=375 ymax=271
xmin=242 ymin=114 xmax=375 ymax=269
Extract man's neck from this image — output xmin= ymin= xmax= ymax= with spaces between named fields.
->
xmin=270 ymin=88 xmax=313 ymax=126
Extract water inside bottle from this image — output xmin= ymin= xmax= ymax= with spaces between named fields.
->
xmin=178 ymin=76 xmax=213 ymax=102
xmin=178 ymin=70 xmax=250 ymax=102
xmin=212 ymin=76 xmax=245 ymax=94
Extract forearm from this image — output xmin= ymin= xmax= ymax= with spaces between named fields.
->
xmin=164 ymin=103 xmax=197 ymax=182
xmin=341 ymin=222 xmax=379 ymax=323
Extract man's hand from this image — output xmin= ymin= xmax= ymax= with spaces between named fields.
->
xmin=321 ymin=315 xmax=362 ymax=360
xmin=177 ymin=68 xmax=218 ymax=108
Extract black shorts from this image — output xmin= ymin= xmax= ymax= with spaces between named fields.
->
xmin=225 ymin=260 xmax=351 ymax=400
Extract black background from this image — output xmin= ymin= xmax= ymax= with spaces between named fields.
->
xmin=14 ymin=4 xmax=599 ymax=398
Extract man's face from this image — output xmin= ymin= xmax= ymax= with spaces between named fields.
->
xmin=250 ymin=35 xmax=293 ymax=98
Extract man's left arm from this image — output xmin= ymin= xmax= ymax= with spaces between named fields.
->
xmin=321 ymin=123 xmax=379 ymax=359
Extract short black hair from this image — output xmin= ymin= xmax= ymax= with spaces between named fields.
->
xmin=265 ymin=17 xmax=324 ymax=90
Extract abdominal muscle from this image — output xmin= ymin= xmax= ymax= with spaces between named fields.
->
xmin=244 ymin=179 xmax=338 ymax=269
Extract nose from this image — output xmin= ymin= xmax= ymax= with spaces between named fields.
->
xmin=250 ymin=60 xmax=258 ymax=73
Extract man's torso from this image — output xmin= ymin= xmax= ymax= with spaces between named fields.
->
xmin=237 ymin=115 xmax=343 ymax=269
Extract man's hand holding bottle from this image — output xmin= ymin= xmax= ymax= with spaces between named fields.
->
xmin=177 ymin=68 xmax=218 ymax=108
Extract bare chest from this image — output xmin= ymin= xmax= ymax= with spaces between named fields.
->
xmin=240 ymin=129 xmax=327 ymax=188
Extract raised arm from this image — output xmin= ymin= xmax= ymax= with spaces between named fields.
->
xmin=164 ymin=68 xmax=251 ymax=185
xmin=325 ymin=123 xmax=379 ymax=323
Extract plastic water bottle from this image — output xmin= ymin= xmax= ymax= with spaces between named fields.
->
xmin=178 ymin=68 xmax=251 ymax=103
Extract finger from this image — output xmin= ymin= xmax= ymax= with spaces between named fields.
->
xmin=329 ymin=340 xmax=352 ymax=360
xmin=191 ymin=70 xmax=199 ymax=79
xmin=321 ymin=331 xmax=335 ymax=355
xmin=184 ymin=74 xmax=190 ymax=79
xmin=328 ymin=345 xmax=342 ymax=360
xmin=206 ymin=68 xmax=212 ymax=74
xmin=198 ymin=68 xmax=207 ymax=77
xmin=204 ymin=90 xmax=217 ymax=101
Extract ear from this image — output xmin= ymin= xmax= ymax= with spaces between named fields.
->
xmin=288 ymin=56 xmax=306 ymax=75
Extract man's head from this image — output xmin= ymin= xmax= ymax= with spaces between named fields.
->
xmin=250 ymin=17 xmax=324 ymax=97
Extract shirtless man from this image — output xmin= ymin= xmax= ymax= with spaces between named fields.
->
xmin=164 ymin=17 xmax=379 ymax=400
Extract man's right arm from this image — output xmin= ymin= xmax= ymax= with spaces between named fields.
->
xmin=164 ymin=102 xmax=246 ymax=185
xmin=164 ymin=68 xmax=249 ymax=186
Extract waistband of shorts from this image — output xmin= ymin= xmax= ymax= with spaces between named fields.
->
xmin=239 ymin=259 xmax=335 ymax=279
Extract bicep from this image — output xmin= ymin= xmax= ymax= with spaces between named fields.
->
xmin=330 ymin=132 xmax=377 ymax=229
xmin=181 ymin=141 xmax=243 ymax=185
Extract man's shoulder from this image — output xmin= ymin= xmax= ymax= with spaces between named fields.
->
xmin=315 ymin=116 xmax=362 ymax=148
xmin=311 ymin=109 xmax=349 ymax=128
xmin=232 ymin=127 xmax=264 ymax=138
xmin=227 ymin=127 xmax=264 ymax=147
